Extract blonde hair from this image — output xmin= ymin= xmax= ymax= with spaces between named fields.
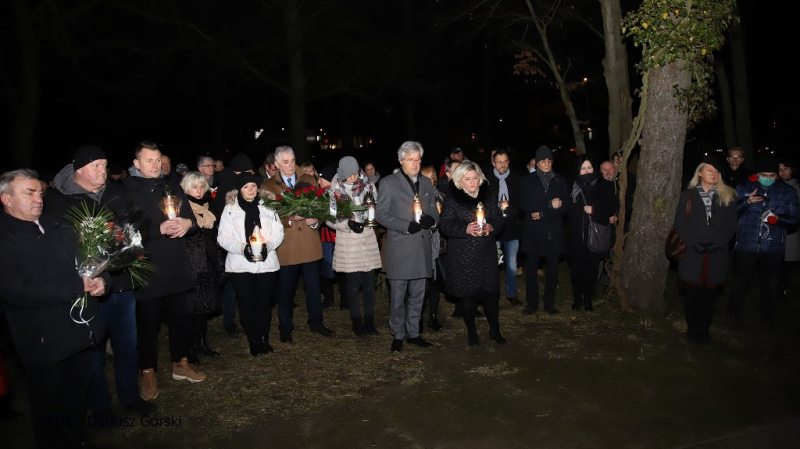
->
xmin=686 ymin=162 xmax=737 ymax=206
xmin=180 ymin=171 xmax=210 ymax=195
xmin=420 ymin=165 xmax=437 ymax=188
xmin=451 ymin=160 xmax=487 ymax=192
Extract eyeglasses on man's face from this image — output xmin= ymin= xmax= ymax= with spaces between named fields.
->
xmin=727 ymin=155 xmax=743 ymax=159
xmin=199 ymin=164 xmax=214 ymax=168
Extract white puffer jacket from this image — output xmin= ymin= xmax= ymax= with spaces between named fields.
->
xmin=217 ymin=191 xmax=284 ymax=273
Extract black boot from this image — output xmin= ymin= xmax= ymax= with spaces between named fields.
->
xmin=352 ymin=318 xmax=367 ymax=338
xmin=249 ymin=339 xmax=263 ymax=356
xmin=463 ymin=299 xmax=479 ymax=346
xmin=260 ymin=336 xmax=274 ymax=354
xmin=320 ymin=277 xmax=334 ymax=309
xmin=364 ymin=315 xmax=379 ymax=335
xmin=337 ymin=274 xmax=349 ymax=310
xmin=489 ymin=325 xmax=507 ymax=345
xmin=428 ymin=314 xmax=443 ymax=331
xmin=197 ymin=333 xmax=219 ymax=358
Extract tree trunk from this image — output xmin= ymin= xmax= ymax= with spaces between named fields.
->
xmin=600 ymin=0 xmax=633 ymax=156
xmin=282 ymin=1 xmax=309 ymax=163
xmin=729 ymin=20 xmax=752 ymax=165
xmin=716 ymin=60 xmax=736 ymax=150
xmin=7 ymin=0 xmax=39 ymax=168
xmin=619 ymin=61 xmax=691 ymax=316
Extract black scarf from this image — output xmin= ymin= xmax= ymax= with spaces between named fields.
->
xmin=237 ymin=192 xmax=261 ymax=238
xmin=536 ymin=169 xmax=555 ymax=191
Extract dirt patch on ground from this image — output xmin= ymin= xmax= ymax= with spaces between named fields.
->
xmin=1 ymin=265 xmax=799 ymax=448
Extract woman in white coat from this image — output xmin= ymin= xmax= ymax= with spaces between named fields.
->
xmin=217 ymin=173 xmax=284 ymax=356
xmin=327 ymin=156 xmax=382 ymax=337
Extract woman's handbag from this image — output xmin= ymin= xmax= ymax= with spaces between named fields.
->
xmin=586 ymin=217 xmax=611 ymax=253
xmin=579 ymin=190 xmax=611 ymax=253
xmin=665 ymin=192 xmax=693 ymax=261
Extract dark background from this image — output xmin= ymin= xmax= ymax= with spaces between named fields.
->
xmin=0 ymin=1 xmax=795 ymax=180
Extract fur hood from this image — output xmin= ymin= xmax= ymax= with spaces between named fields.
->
xmin=224 ymin=189 xmax=272 ymax=207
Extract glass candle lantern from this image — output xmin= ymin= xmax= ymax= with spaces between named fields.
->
xmin=159 ymin=185 xmax=183 ymax=219
xmin=362 ymin=191 xmax=377 ymax=227
xmin=413 ymin=194 xmax=422 ymax=223
xmin=249 ymin=225 xmax=264 ymax=262
xmin=476 ymin=202 xmax=486 ymax=235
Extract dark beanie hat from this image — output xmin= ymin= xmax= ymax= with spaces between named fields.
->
xmin=229 ymin=153 xmax=255 ymax=172
xmin=337 ymin=156 xmax=360 ymax=180
xmin=700 ymin=156 xmax=724 ymax=174
xmin=319 ymin=164 xmax=337 ymax=182
xmin=73 ymin=145 xmax=107 ymax=171
xmin=234 ymin=172 xmax=261 ymax=190
xmin=754 ymin=155 xmax=779 ymax=174
xmin=535 ymin=145 xmax=553 ymax=161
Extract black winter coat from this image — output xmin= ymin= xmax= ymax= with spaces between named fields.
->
xmin=0 ymin=211 xmax=109 ymax=369
xmin=123 ymin=174 xmax=196 ymax=300
xmin=487 ymin=170 xmax=523 ymax=241
xmin=44 ymin=165 xmax=137 ymax=292
xmin=565 ymin=174 xmax=618 ymax=261
xmin=438 ymin=183 xmax=504 ymax=299
xmin=519 ymin=171 xmax=569 ymax=256
xmin=185 ymin=196 xmax=225 ymax=314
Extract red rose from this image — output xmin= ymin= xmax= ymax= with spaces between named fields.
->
xmin=211 ymin=190 xmax=217 ymax=199
xmin=276 ymin=195 xmax=283 ymax=201
xmin=315 ymin=189 xmax=324 ymax=197
xmin=748 ymin=174 xmax=759 ymax=182
xmin=302 ymin=187 xmax=310 ymax=194
xmin=295 ymin=192 xmax=302 ymax=197
xmin=767 ymin=215 xmax=778 ymax=225
xmin=106 ymin=222 xmax=115 ymax=231
xmin=310 ymin=185 xmax=317 ymax=191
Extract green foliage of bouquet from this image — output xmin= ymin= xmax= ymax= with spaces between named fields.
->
xmin=261 ymin=185 xmax=364 ymax=222
xmin=65 ymin=203 xmax=155 ymax=309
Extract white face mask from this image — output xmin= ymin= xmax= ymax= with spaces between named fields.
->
xmin=529 ymin=167 xmax=535 ymax=173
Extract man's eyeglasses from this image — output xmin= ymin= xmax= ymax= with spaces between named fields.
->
xmin=727 ymin=155 xmax=743 ymax=159
xmin=199 ymin=164 xmax=214 ymax=168
xmin=404 ymin=159 xmax=421 ymax=164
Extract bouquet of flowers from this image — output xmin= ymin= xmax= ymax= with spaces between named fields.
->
xmin=261 ymin=185 xmax=365 ymax=222
xmin=65 ymin=203 xmax=155 ymax=322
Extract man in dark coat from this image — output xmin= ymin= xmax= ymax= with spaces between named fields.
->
xmin=376 ymin=141 xmax=439 ymax=352
xmin=720 ymin=147 xmax=751 ymax=189
xmin=519 ymin=145 xmax=569 ymax=314
xmin=123 ymin=140 xmax=206 ymax=402
xmin=45 ymin=145 xmax=157 ymax=418
xmin=487 ymin=148 xmax=524 ymax=305
xmin=0 ymin=169 xmax=108 ymax=448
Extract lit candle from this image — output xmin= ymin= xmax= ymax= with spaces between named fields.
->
xmin=435 ymin=195 xmax=443 ymax=214
xmin=166 ymin=205 xmax=177 ymax=219
xmin=249 ymin=225 xmax=265 ymax=261
xmin=499 ymin=193 xmax=509 ymax=217
xmin=476 ymin=202 xmax=486 ymax=235
xmin=413 ymin=194 xmax=422 ymax=223
xmin=362 ymin=191 xmax=377 ymax=226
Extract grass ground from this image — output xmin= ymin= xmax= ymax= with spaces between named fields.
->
xmin=1 ymin=261 xmax=798 ymax=448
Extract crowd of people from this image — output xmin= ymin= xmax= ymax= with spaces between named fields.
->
xmin=0 ymin=140 xmax=798 ymax=447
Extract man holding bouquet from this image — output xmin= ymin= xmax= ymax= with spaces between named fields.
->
xmin=261 ymin=146 xmax=334 ymax=343
xmin=45 ymin=145 xmax=157 ymax=418
xmin=0 ymin=169 xmax=109 ymax=448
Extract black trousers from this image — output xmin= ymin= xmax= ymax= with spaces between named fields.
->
xmin=27 ymin=348 xmax=92 ymax=449
xmin=230 ymin=272 xmax=277 ymax=343
xmin=684 ymin=286 xmax=717 ymax=336
xmin=569 ymin=257 xmax=602 ymax=307
xmin=524 ymin=254 xmax=560 ymax=310
xmin=345 ymin=270 xmax=376 ymax=319
xmin=727 ymin=252 xmax=782 ymax=322
xmin=137 ymin=292 xmax=189 ymax=370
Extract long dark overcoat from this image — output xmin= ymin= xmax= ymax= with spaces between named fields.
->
xmin=519 ymin=171 xmax=569 ymax=257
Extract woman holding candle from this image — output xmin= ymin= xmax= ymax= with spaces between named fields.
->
xmin=217 ymin=173 xmax=284 ymax=356
xmin=565 ymin=155 xmax=617 ymax=312
xmin=180 ymin=172 xmax=226 ymax=362
xmin=438 ymin=160 xmax=506 ymax=346
xmin=327 ymin=156 xmax=382 ymax=337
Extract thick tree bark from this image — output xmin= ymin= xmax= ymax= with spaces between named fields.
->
xmin=600 ymin=0 xmax=633 ymax=157
xmin=619 ymin=61 xmax=691 ymax=316
xmin=7 ymin=0 xmax=38 ymax=168
xmin=282 ymin=1 xmax=309 ymax=163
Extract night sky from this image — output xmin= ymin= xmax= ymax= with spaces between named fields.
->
xmin=0 ymin=1 xmax=794 ymax=179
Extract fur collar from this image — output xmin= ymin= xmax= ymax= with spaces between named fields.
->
xmin=448 ymin=181 xmax=492 ymax=206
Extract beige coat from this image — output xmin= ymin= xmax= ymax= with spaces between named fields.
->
xmin=260 ymin=173 xmax=323 ymax=265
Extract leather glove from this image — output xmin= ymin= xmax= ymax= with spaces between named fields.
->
xmin=407 ymin=221 xmax=422 ymax=234
xmin=243 ymin=244 xmax=256 ymax=262
xmin=348 ymin=220 xmax=364 ymax=234
xmin=260 ymin=243 xmax=268 ymax=259
xmin=419 ymin=214 xmax=435 ymax=230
